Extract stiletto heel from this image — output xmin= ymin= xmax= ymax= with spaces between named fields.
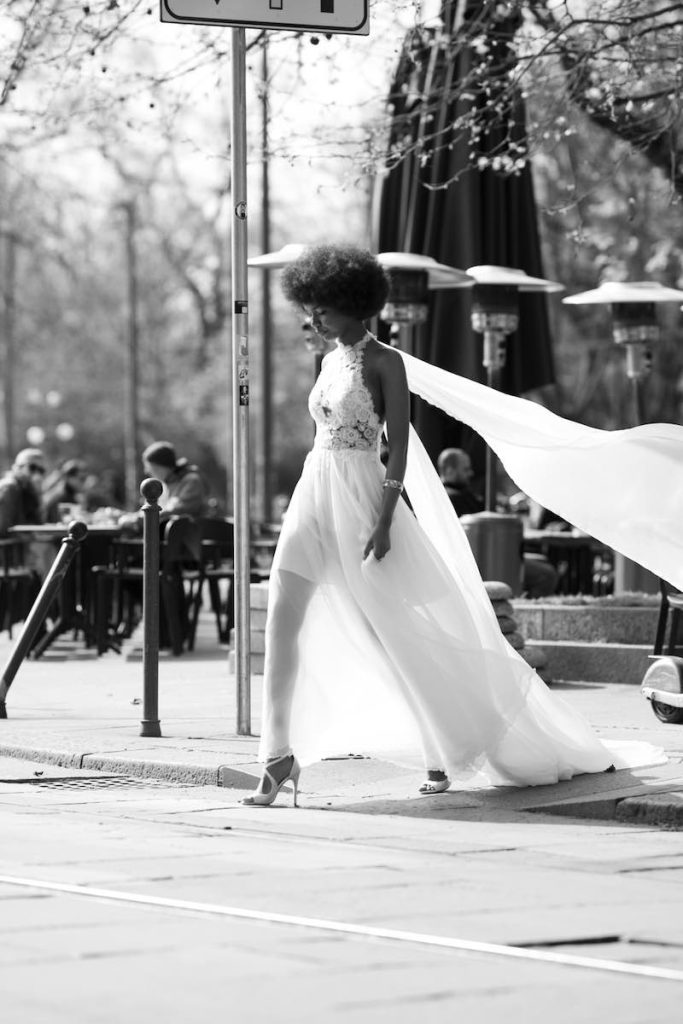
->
xmin=291 ymin=767 xmax=300 ymax=808
xmin=242 ymin=754 xmax=301 ymax=807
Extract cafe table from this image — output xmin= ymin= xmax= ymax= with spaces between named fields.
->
xmin=523 ymin=527 xmax=612 ymax=596
xmin=8 ymin=522 xmax=122 ymax=657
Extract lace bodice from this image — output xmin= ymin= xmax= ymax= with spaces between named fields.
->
xmin=309 ymin=334 xmax=382 ymax=451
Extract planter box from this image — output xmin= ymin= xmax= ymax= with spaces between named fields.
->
xmin=513 ymin=602 xmax=659 ymax=646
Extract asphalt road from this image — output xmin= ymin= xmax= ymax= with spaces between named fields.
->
xmin=1 ymin=756 xmax=682 ymax=1024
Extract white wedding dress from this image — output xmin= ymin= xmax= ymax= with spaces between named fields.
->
xmin=258 ymin=334 xmax=664 ymax=786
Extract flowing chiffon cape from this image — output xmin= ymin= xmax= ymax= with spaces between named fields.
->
xmin=402 ymin=351 xmax=683 ymax=591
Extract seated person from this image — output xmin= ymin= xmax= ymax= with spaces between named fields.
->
xmin=438 ymin=447 xmax=558 ymax=599
xmin=44 ymin=459 xmax=87 ymax=522
xmin=119 ymin=441 xmax=208 ymax=530
xmin=0 ymin=448 xmax=46 ymax=535
xmin=141 ymin=442 xmax=207 ymax=520
xmin=0 ymin=448 xmax=51 ymax=594
xmin=116 ymin=443 xmax=209 ymax=648
xmin=437 ymin=447 xmax=483 ymax=516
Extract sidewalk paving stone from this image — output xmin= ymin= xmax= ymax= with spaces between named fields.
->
xmin=2 ymin=617 xmax=683 ymax=826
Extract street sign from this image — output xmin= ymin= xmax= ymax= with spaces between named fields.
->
xmin=160 ymin=0 xmax=370 ymax=35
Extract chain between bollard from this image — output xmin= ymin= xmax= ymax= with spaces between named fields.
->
xmin=140 ymin=478 xmax=162 ymax=737
xmin=0 ymin=521 xmax=88 ymax=719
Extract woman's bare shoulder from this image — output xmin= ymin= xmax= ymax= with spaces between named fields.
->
xmin=366 ymin=338 xmax=407 ymax=379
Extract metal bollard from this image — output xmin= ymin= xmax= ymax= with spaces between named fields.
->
xmin=140 ymin=478 xmax=163 ymax=738
xmin=0 ymin=521 xmax=88 ymax=719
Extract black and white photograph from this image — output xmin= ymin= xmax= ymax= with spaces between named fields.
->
xmin=1 ymin=2 xmax=683 ymax=1021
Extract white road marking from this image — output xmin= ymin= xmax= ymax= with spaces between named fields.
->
xmin=0 ymin=873 xmax=681 ymax=982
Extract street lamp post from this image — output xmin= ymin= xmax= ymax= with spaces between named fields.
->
xmin=563 ymin=280 xmax=683 ymax=593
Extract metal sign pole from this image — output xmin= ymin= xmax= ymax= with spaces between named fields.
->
xmin=161 ymin=2 xmax=370 ymax=740
xmin=230 ymin=27 xmax=251 ymax=735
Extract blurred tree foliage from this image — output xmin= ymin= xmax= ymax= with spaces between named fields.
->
xmin=0 ymin=139 xmax=332 ymax=508
xmin=534 ymin=115 xmax=683 ymax=429
xmin=0 ymin=1 xmax=375 ymax=505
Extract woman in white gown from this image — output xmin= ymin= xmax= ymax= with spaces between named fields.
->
xmin=243 ymin=245 xmax=664 ymax=807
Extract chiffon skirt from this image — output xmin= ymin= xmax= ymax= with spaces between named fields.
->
xmin=258 ymin=444 xmax=663 ymax=786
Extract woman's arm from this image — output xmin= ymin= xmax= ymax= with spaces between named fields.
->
xmin=363 ymin=348 xmax=410 ymax=561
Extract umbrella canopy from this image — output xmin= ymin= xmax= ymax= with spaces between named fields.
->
xmin=375 ymin=0 xmax=557 ymax=460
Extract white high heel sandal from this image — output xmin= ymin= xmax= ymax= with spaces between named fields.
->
xmin=419 ymin=770 xmax=450 ymax=795
xmin=242 ymin=754 xmax=301 ymax=807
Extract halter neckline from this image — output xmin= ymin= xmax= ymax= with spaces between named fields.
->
xmin=335 ymin=331 xmax=371 ymax=352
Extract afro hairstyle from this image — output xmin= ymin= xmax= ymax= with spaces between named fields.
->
xmin=280 ymin=244 xmax=390 ymax=321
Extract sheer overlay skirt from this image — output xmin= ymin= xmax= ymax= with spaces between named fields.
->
xmin=258 ymin=446 xmax=661 ymax=786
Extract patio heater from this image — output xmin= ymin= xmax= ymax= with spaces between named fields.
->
xmin=563 ymin=281 xmax=683 ymax=425
xmin=375 ymin=251 xmax=473 ymax=353
xmin=450 ymin=266 xmax=564 ymax=595
xmin=563 ymin=280 xmax=683 ymax=593
xmin=466 ymin=265 xmax=564 ymax=510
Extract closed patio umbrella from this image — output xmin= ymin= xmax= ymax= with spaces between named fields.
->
xmin=375 ymin=0 xmax=556 ymax=462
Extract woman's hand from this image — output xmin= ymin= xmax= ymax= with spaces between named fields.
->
xmin=363 ymin=522 xmax=391 ymax=561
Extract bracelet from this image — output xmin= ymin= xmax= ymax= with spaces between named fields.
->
xmin=382 ymin=478 xmax=404 ymax=492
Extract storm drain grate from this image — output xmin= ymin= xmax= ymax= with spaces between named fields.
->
xmin=12 ymin=776 xmax=152 ymax=790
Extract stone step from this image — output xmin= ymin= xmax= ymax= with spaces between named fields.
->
xmin=526 ymin=639 xmax=651 ymax=685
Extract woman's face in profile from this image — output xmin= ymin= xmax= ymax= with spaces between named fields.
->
xmin=305 ymin=306 xmax=356 ymax=340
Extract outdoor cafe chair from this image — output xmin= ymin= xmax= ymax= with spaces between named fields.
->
xmin=185 ymin=516 xmax=275 ymax=651
xmin=92 ymin=515 xmax=201 ymax=656
xmin=186 ymin=516 xmax=235 ymax=649
xmin=0 ymin=537 xmax=38 ymax=639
